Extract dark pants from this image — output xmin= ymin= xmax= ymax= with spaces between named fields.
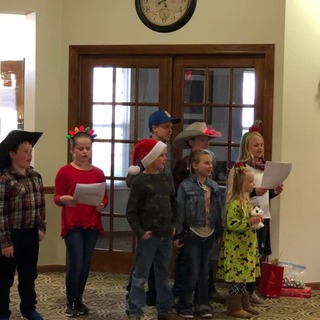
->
xmin=64 ymin=227 xmax=98 ymax=303
xmin=177 ymin=233 xmax=214 ymax=314
xmin=0 ymin=228 xmax=39 ymax=318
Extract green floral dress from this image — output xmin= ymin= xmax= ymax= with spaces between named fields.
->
xmin=216 ymin=200 xmax=260 ymax=283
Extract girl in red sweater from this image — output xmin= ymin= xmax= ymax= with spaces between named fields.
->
xmin=54 ymin=126 xmax=108 ymax=317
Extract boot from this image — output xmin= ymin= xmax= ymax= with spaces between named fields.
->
xmin=226 ymin=294 xmax=252 ymax=319
xmin=241 ymin=293 xmax=259 ymax=315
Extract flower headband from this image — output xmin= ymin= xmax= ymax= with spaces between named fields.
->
xmin=249 ymin=120 xmax=263 ymax=133
xmin=66 ymin=125 xmax=97 ymax=140
xmin=234 ymin=161 xmax=246 ymax=174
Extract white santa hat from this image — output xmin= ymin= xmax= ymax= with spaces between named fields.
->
xmin=128 ymin=138 xmax=167 ymax=175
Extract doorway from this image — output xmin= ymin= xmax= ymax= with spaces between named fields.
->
xmin=68 ymin=44 xmax=274 ymax=273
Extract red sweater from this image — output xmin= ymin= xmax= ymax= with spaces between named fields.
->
xmin=54 ymin=164 xmax=108 ymax=237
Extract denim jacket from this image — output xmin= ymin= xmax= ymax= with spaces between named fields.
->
xmin=176 ymin=174 xmax=223 ymax=238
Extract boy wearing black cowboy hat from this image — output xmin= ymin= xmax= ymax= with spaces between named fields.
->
xmin=0 ymin=130 xmax=46 ymax=320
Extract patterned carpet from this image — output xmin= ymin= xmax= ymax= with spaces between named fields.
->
xmin=8 ymin=272 xmax=320 ymax=319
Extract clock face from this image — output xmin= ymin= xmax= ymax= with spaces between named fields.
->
xmin=135 ymin=0 xmax=197 ymax=33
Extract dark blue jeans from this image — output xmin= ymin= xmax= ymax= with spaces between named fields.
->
xmin=0 ymin=228 xmax=39 ymax=318
xmin=126 ymin=234 xmax=174 ymax=317
xmin=177 ymin=232 xmax=214 ymax=314
xmin=64 ymin=227 xmax=98 ymax=303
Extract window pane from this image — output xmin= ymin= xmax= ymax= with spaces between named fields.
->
xmin=92 ymin=142 xmax=111 ymax=176
xmin=115 ymin=105 xmax=133 ymax=140
xmin=92 ymin=104 xmax=112 ymax=139
xmin=138 ymin=106 xmax=158 ymax=139
xmin=232 ymin=107 xmax=254 ymax=143
xmin=208 ymin=68 xmax=230 ymax=104
xmin=233 ymin=68 xmax=255 ymax=104
xmin=139 ymin=68 xmax=159 ymax=103
xmin=183 ymin=106 xmax=204 ymax=124
xmin=231 ymin=146 xmax=240 ymax=162
xmin=115 ymin=68 xmax=135 ymax=103
xmin=184 ymin=69 xmax=205 ymax=103
xmin=208 ymin=107 xmax=228 ymax=143
xmin=93 ymin=67 xmax=113 ymax=102
xmin=96 ymin=216 xmax=109 ymax=249
xmin=211 ymin=146 xmax=228 ymax=183
xmin=114 ymin=142 xmax=130 ymax=177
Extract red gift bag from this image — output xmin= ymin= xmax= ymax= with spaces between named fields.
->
xmin=259 ymin=262 xmax=284 ymax=298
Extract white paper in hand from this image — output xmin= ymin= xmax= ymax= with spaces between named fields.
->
xmin=73 ymin=182 xmax=105 ymax=206
xmin=260 ymin=161 xmax=292 ymax=189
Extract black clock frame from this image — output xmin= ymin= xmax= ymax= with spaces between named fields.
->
xmin=135 ymin=0 xmax=197 ymax=33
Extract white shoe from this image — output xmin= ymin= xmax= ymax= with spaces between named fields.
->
xmin=249 ymin=292 xmax=266 ymax=305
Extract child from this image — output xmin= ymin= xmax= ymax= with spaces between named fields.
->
xmin=171 ymin=122 xmax=224 ymax=304
xmin=126 ymin=138 xmax=180 ymax=320
xmin=239 ymin=121 xmax=283 ymax=304
xmin=0 ymin=130 xmax=46 ymax=320
xmin=54 ymin=125 xmax=108 ymax=317
xmin=126 ymin=109 xmax=180 ymax=307
xmin=216 ymin=163 xmax=262 ymax=319
xmin=175 ymin=149 xmax=223 ymax=319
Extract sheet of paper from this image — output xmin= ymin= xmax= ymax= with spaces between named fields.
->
xmin=73 ymin=182 xmax=105 ymax=206
xmin=260 ymin=161 xmax=292 ymax=188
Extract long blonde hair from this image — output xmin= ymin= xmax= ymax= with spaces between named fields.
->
xmin=239 ymin=131 xmax=264 ymax=162
xmin=226 ymin=164 xmax=253 ymax=216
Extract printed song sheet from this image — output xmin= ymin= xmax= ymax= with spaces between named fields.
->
xmin=73 ymin=182 xmax=105 ymax=206
xmin=260 ymin=161 xmax=292 ymax=189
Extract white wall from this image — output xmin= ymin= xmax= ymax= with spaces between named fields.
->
xmin=0 ymin=0 xmax=319 ymax=282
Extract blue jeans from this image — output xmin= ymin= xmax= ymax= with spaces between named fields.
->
xmin=64 ymin=227 xmax=98 ymax=303
xmin=126 ymin=234 xmax=174 ymax=317
xmin=177 ymin=232 xmax=214 ymax=314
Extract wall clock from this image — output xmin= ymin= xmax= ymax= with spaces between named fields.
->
xmin=135 ymin=0 xmax=197 ymax=33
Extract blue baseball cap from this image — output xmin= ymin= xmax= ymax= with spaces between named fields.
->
xmin=148 ymin=110 xmax=181 ymax=131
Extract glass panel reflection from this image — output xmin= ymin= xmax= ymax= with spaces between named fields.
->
xmin=92 ymin=142 xmax=111 ymax=176
xmin=233 ymin=68 xmax=255 ymax=104
xmin=208 ymin=107 xmax=228 ymax=143
xmin=93 ymin=67 xmax=113 ymax=102
xmin=115 ymin=105 xmax=134 ymax=140
xmin=95 ymin=215 xmax=109 ymax=250
xmin=92 ymin=104 xmax=112 ymax=139
xmin=232 ymin=107 xmax=254 ymax=143
xmin=183 ymin=106 xmax=204 ymax=125
xmin=184 ymin=69 xmax=205 ymax=103
xmin=139 ymin=69 xmax=159 ymax=103
xmin=114 ymin=142 xmax=130 ymax=178
xmin=208 ymin=68 xmax=230 ymax=104
xmin=138 ymin=106 xmax=158 ymax=139
xmin=210 ymin=146 xmax=228 ymax=183
xmin=116 ymin=68 xmax=135 ymax=102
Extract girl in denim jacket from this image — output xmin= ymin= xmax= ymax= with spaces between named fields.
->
xmin=174 ymin=150 xmax=223 ymax=319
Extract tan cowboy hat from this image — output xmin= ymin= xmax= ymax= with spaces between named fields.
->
xmin=173 ymin=122 xmax=222 ymax=149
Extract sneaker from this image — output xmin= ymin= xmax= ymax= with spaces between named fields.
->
xmin=21 ymin=311 xmax=44 ymax=320
xmin=76 ymin=296 xmax=89 ymax=315
xmin=178 ymin=311 xmax=194 ymax=319
xmin=65 ymin=300 xmax=79 ymax=317
xmin=199 ymin=312 xmax=213 ymax=319
xmin=249 ymin=292 xmax=266 ymax=305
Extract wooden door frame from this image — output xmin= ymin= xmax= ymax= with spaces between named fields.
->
xmin=68 ymin=44 xmax=274 ymax=273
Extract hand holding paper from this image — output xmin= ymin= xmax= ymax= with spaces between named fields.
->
xmin=260 ymin=161 xmax=292 ymax=189
xmin=73 ymin=182 xmax=106 ymax=206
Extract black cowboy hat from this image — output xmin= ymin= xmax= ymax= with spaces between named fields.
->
xmin=0 ymin=130 xmax=43 ymax=173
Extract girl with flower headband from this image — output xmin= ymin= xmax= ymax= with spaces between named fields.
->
xmin=54 ymin=125 xmax=108 ymax=317
xmin=238 ymin=121 xmax=283 ymax=305
xmin=216 ymin=163 xmax=262 ymax=318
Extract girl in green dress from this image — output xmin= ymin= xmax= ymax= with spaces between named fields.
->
xmin=216 ymin=163 xmax=262 ymax=319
